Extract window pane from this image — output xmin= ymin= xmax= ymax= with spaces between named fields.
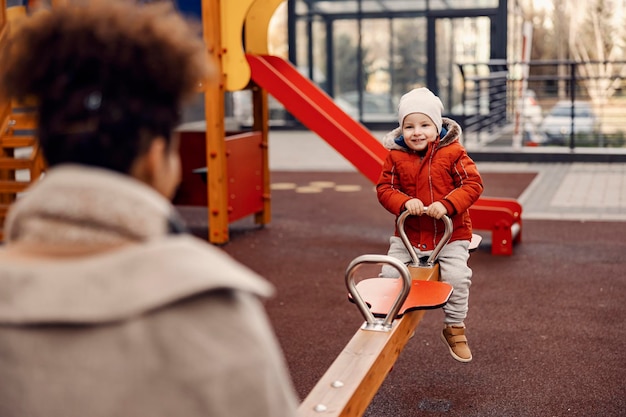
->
xmin=437 ymin=17 xmax=491 ymax=114
xmin=390 ymin=18 xmax=427 ymax=99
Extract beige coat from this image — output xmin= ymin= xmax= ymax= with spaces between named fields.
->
xmin=0 ymin=165 xmax=299 ymax=417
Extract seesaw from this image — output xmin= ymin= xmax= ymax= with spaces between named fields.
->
xmin=297 ymin=210 xmax=458 ymax=416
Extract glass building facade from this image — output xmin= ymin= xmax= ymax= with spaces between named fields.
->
xmin=286 ymin=0 xmax=508 ymax=128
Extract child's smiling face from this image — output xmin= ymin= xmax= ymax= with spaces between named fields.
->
xmin=401 ymin=112 xmax=439 ymax=152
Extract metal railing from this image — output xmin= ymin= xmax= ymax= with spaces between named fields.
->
xmin=456 ymin=60 xmax=626 ymax=150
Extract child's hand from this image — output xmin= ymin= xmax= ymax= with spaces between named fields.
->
xmin=425 ymin=201 xmax=448 ymax=219
xmin=404 ymin=198 xmax=425 ymax=215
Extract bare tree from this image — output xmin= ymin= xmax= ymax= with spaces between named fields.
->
xmin=518 ymin=0 xmax=571 ymax=98
xmin=391 ymin=20 xmax=427 ymax=98
xmin=567 ymin=0 xmax=626 ymax=104
xmin=334 ymin=33 xmax=372 ymax=95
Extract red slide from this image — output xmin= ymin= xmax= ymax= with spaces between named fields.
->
xmin=246 ymin=54 xmax=387 ymax=183
xmin=247 ymin=54 xmax=523 ymax=255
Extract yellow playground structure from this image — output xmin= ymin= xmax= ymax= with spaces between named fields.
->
xmin=0 ymin=0 xmax=46 ymax=242
xmin=0 ymin=0 xmax=285 ymax=244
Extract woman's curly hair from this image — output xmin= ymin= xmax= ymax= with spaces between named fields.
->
xmin=0 ymin=0 xmax=213 ymax=173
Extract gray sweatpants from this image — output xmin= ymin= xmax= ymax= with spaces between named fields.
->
xmin=380 ymin=236 xmax=472 ymax=324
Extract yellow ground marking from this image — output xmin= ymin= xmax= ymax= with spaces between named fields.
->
xmin=295 ymin=186 xmax=323 ymax=193
xmin=335 ymin=184 xmax=362 ymax=192
xmin=309 ymin=181 xmax=336 ymax=188
xmin=270 ymin=181 xmax=366 ymax=194
xmin=270 ymin=182 xmax=297 ymax=190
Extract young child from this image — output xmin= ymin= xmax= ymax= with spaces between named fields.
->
xmin=376 ymin=87 xmax=483 ymax=362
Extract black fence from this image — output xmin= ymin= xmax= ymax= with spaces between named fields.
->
xmin=456 ymin=59 xmax=626 ymax=149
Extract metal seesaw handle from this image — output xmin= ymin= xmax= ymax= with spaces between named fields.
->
xmin=397 ymin=207 xmax=453 ymax=267
xmin=345 ymin=254 xmax=412 ymax=330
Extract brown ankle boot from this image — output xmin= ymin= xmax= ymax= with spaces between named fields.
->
xmin=441 ymin=324 xmax=472 ymax=363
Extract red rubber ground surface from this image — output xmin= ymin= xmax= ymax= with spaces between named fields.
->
xmin=181 ymin=170 xmax=626 ymax=417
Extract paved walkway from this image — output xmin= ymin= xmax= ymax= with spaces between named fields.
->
xmin=268 ymin=130 xmax=626 ymax=222
xmin=478 ymin=162 xmax=626 ymax=221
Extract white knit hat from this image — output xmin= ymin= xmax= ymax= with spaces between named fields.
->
xmin=397 ymin=87 xmax=444 ymax=133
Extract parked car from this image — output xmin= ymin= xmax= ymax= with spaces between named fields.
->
xmin=539 ymin=100 xmax=597 ymax=145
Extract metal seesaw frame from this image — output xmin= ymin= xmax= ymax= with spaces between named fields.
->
xmin=297 ymin=211 xmax=453 ymax=417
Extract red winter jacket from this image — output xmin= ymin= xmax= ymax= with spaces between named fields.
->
xmin=376 ymin=118 xmax=483 ymax=251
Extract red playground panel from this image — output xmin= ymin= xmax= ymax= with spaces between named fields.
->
xmin=173 ymin=128 xmax=265 ymax=223
xmin=469 ymin=197 xmax=522 ymax=256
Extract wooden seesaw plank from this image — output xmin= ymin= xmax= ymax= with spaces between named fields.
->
xmin=297 ymin=259 xmax=451 ymax=416
xmin=297 ymin=212 xmax=454 ymax=417
xmin=296 ymin=307 xmax=431 ymax=417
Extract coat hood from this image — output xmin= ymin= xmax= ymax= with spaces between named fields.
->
xmin=0 ymin=165 xmax=273 ymax=324
xmin=4 ymin=164 xmax=174 ymax=246
xmin=382 ymin=117 xmax=463 ymax=151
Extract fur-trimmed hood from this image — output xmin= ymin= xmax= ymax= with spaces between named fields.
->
xmin=381 ymin=117 xmax=463 ymax=151
xmin=0 ymin=165 xmax=274 ymax=324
